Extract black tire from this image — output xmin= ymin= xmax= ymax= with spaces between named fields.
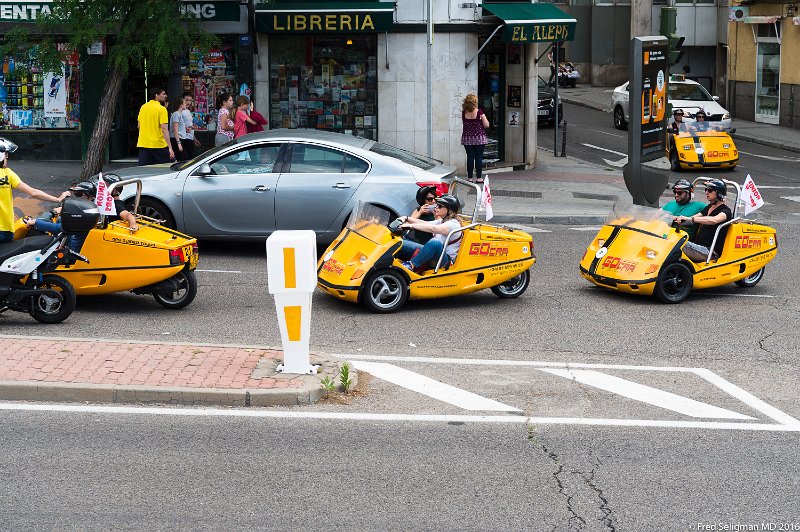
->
xmin=153 ymin=270 xmax=197 ymax=309
xmin=613 ymin=106 xmax=627 ymax=130
xmin=491 ymin=269 xmax=531 ymax=299
xmin=29 ymin=275 xmax=76 ymax=324
xmin=669 ymin=150 xmax=681 ymax=172
xmin=735 ymin=267 xmax=765 ymax=288
xmin=361 ymin=269 xmax=408 ymax=313
xmin=136 ymin=198 xmax=176 ymax=229
xmin=654 ymin=262 xmax=693 ymax=303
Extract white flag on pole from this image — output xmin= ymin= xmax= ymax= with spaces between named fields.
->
xmin=742 ymin=174 xmax=764 ymax=215
xmin=480 ymin=175 xmax=494 ymax=221
xmin=94 ymin=173 xmax=117 ymax=216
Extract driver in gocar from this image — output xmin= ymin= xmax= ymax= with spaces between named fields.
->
xmin=396 ymin=194 xmax=462 ymax=272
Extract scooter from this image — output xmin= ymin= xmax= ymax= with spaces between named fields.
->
xmin=0 ymin=197 xmax=98 ymax=323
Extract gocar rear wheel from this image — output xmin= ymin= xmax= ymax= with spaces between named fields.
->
xmin=491 ymin=270 xmax=530 ymax=299
xmin=735 ymin=267 xmax=765 ymax=288
xmin=153 ymin=270 xmax=197 ymax=309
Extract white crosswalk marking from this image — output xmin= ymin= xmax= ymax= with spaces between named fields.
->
xmin=352 ymin=361 xmax=521 ymax=412
xmin=539 ymin=369 xmax=754 ymax=420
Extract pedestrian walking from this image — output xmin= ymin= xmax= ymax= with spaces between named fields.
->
xmin=180 ymin=92 xmax=199 ymax=159
xmin=169 ymin=97 xmax=190 ymax=161
xmin=233 ymin=96 xmax=258 ymax=139
xmin=215 ymin=93 xmax=235 ymax=146
xmin=460 ymin=93 xmax=489 ymax=183
xmin=137 ymin=87 xmax=174 ymax=165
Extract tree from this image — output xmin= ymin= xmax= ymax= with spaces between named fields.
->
xmin=1 ymin=0 xmax=217 ymax=179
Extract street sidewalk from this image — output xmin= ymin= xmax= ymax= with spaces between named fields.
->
xmin=0 ymin=335 xmax=353 ymax=407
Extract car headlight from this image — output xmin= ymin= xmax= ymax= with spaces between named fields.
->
xmin=723 ymin=143 xmax=730 ymax=149
xmin=722 ymin=113 xmax=730 ymax=120
xmin=683 ymin=145 xmax=691 ymax=150
xmin=645 ymin=249 xmax=657 ymax=260
xmin=597 ymin=239 xmax=605 ymax=247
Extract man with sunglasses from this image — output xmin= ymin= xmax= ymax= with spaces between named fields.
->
xmin=663 ymin=179 xmax=704 ymax=238
xmin=674 ymin=179 xmax=732 ymax=262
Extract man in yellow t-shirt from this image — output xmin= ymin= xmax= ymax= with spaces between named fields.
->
xmin=0 ymin=138 xmax=69 ymax=242
xmin=137 ymin=87 xmax=175 ymax=166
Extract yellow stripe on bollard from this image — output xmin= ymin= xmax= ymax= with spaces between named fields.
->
xmin=283 ymin=305 xmax=302 ymax=341
xmin=283 ymin=247 xmax=296 ymax=288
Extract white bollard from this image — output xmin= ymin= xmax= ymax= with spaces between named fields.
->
xmin=266 ymin=230 xmax=318 ymax=374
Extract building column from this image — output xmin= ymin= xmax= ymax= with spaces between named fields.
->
xmin=525 ymin=43 xmax=539 ymax=168
xmin=630 ymin=0 xmax=651 ymax=37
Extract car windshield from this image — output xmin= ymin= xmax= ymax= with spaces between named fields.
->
xmin=604 ymin=202 xmax=674 ymax=228
xmin=346 ymin=201 xmax=392 ymax=243
xmin=169 ymin=142 xmax=234 ymax=171
xmin=674 ymin=120 xmax=728 ymax=137
xmin=369 ymin=142 xmax=439 ymax=170
xmin=669 ymin=83 xmax=714 ymax=102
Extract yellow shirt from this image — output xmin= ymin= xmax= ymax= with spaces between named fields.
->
xmin=0 ymin=167 xmax=22 ymax=232
xmin=137 ymin=99 xmax=169 ymax=148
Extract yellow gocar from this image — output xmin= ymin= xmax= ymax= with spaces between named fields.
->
xmin=668 ymin=121 xmax=738 ymax=171
xmin=14 ymin=179 xmax=199 ymax=309
xmin=317 ymin=179 xmax=536 ymax=312
xmin=580 ymin=178 xmax=776 ymax=303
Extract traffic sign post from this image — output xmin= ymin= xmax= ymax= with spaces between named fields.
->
xmin=623 ymin=36 xmax=671 ymax=208
xmin=266 ymin=231 xmax=318 ymax=374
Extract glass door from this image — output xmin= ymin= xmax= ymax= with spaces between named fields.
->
xmin=755 ymin=41 xmax=780 ymax=124
xmin=478 ymin=38 xmax=505 ymax=166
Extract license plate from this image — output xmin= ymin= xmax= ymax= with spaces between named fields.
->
xmin=537 ymin=110 xmax=549 ymax=116
xmin=184 ymin=245 xmax=198 ymax=270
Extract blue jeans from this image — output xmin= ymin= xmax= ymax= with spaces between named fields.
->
xmin=464 ymin=144 xmax=485 ymax=180
xmin=0 ymin=231 xmax=12 ymax=242
xmin=32 ymin=220 xmax=86 ymax=252
xmin=399 ymin=239 xmax=451 ymax=270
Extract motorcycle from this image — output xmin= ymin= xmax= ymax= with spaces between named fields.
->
xmin=0 ymin=197 xmax=98 ymax=323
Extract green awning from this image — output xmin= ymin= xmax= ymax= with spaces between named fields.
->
xmin=255 ymin=2 xmax=395 ymax=33
xmin=482 ymin=2 xmax=577 ymax=43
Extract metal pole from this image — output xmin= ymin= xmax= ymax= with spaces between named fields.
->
xmin=553 ymin=41 xmax=560 ymax=156
xmin=426 ymin=0 xmax=433 ymax=157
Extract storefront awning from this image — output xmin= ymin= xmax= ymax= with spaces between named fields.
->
xmin=482 ymin=2 xmax=577 ymax=43
xmin=255 ymin=1 xmax=395 ymax=33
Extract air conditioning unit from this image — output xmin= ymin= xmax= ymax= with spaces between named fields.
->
xmin=729 ymin=6 xmax=749 ymax=22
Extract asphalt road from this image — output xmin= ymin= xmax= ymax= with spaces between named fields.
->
xmin=3 ymin=119 xmax=800 ymax=530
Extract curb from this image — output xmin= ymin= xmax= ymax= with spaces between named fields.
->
xmin=730 ymin=133 xmax=800 ymax=155
xmin=560 ymin=96 xmax=608 ymax=114
xmin=493 ymin=214 xmax=606 ymax=225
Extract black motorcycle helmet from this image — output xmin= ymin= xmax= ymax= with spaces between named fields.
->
xmin=704 ymin=178 xmax=726 ymax=201
xmin=673 ymin=108 xmax=684 ymax=117
xmin=415 ymin=185 xmax=437 ymax=206
xmin=69 ymin=181 xmax=97 ymax=199
xmin=434 ymin=194 xmax=460 ymax=215
xmin=694 ymin=109 xmax=707 ymax=120
xmin=672 ymin=179 xmax=693 ymax=205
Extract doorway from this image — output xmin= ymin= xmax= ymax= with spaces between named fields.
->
xmin=754 ymin=24 xmax=780 ymax=125
xmin=478 ymin=37 xmax=505 ymax=167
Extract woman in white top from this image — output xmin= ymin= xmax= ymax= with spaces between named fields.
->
xmin=169 ymin=98 xmax=189 ymax=161
xmin=398 ymin=194 xmax=462 ymax=272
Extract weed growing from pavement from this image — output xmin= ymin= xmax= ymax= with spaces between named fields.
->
xmin=339 ymin=363 xmax=353 ymax=393
xmin=320 ymin=376 xmax=336 ymax=392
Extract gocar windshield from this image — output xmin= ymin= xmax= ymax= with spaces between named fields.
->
xmin=604 ymin=202 xmax=675 ymax=227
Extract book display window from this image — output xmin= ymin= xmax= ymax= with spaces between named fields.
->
xmin=269 ymin=35 xmax=378 ymax=139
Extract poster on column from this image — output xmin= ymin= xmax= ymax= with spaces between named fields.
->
xmin=44 ymin=67 xmax=67 ymax=118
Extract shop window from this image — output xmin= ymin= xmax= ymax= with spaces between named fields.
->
xmin=0 ymin=50 xmax=80 ymax=130
xmin=181 ymin=43 xmax=238 ymax=133
xmin=269 ymin=35 xmax=378 ymax=140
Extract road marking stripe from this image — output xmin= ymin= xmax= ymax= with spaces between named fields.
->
xmin=570 ymin=226 xmax=603 ymax=231
xmin=582 ymin=143 xmax=627 ymax=157
xmin=781 ymin=196 xmax=800 ymax=203
xmin=539 ymin=368 xmax=754 ymax=420
xmin=703 ymin=292 xmax=775 ymax=298
xmin=351 ymin=361 xmax=520 ymax=412
xmin=196 ymin=269 xmax=244 ymax=274
xmin=738 ymin=151 xmax=800 ymax=162
xmin=1 ymin=403 xmax=798 ymax=432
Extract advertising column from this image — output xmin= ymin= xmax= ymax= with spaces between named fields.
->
xmin=623 ymin=36 xmax=670 ymax=208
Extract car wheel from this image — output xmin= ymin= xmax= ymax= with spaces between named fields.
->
xmin=153 ymin=270 xmax=198 ymax=309
xmin=613 ymin=106 xmax=627 ymax=130
xmin=136 ymin=198 xmax=176 ymax=229
xmin=490 ymin=269 xmax=530 ymax=299
xmin=29 ymin=275 xmax=76 ymax=324
xmin=362 ymin=269 xmax=408 ymax=313
xmin=735 ymin=267 xmax=765 ymax=288
xmin=654 ymin=262 xmax=693 ymax=303
xmin=669 ymin=150 xmax=681 ymax=172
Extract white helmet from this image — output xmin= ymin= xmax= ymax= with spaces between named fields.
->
xmin=0 ymin=138 xmax=18 ymax=154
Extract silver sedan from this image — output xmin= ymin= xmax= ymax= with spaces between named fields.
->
xmin=111 ymin=130 xmax=455 ymax=243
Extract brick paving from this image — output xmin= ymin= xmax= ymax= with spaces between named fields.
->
xmin=0 ymin=336 xmax=345 ymax=406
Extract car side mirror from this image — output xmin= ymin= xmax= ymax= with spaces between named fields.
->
xmin=195 ymin=163 xmax=212 ymax=176
xmin=712 ymin=95 xmax=720 ymax=101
